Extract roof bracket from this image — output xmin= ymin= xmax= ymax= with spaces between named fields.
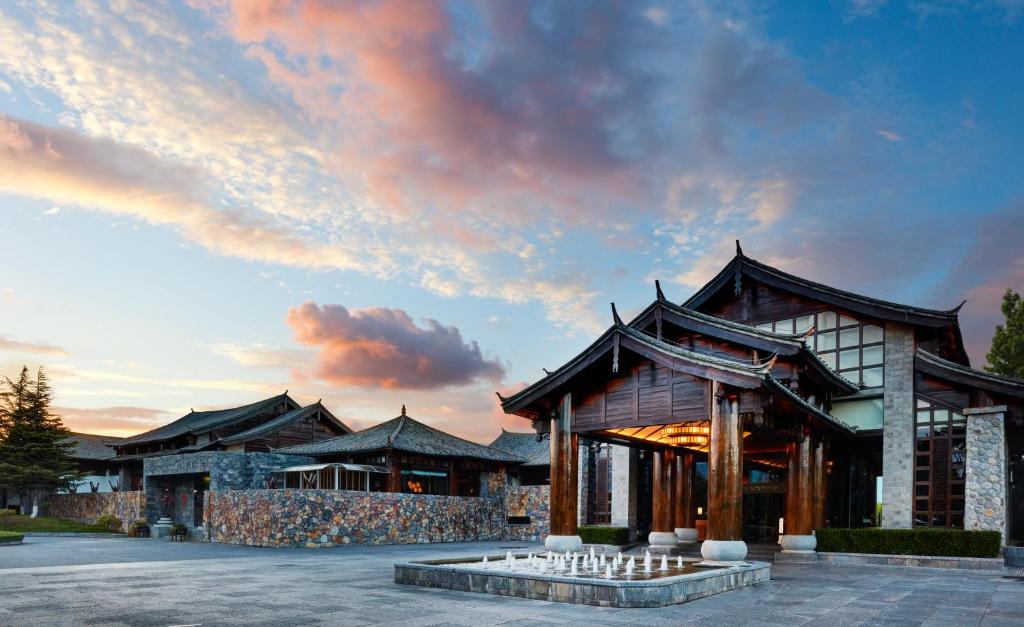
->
xmin=612 ymin=333 xmax=620 ymax=373
xmin=733 ymin=263 xmax=742 ymax=296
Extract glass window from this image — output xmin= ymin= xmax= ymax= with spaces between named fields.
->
xmin=839 ymin=348 xmax=860 ymax=369
xmin=862 ymin=368 xmax=884 ymax=388
xmin=863 ymin=325 xmax=884 ymax=344
xmin=917 ymin=399 xmax=931 ymax=409
xmin=817 ymin=331 xmax=836 ymax=350
xmin=916 ymin=470 xmax=929 ymax=482
xmin=915 ymin=484 xmax=929 ymax=496
xmin=839 ymin=314 xmax=858 ymax=327
xmin=934 ymin=409 xmax=949 ymax=422
xmin=915 ymin=396 xmax=966 ymax=530
xmin=916 ymin=440 xmax=930 ymax=452
xmin=756 ymin=322 xmax=773 ymax=332
xmin=794 ymin=315 xmax=814 ymax=333
xmin=819 ymin=352 xmax=836 ymax=370
xmin=916 ymin=410 xmax=931 ymax=424
xmin=775 ymin=319 xmax=793 ymax=333
xmin=840 ymin=327 xmax=860 ymax=348
xmin=817 ymin=311 xmax=836 ymax=330
xmin=863 ymin=345 xmax=883 ymax=366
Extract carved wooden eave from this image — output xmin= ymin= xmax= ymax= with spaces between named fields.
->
xmin=915 ymin=349 xmax=1024 ymax=399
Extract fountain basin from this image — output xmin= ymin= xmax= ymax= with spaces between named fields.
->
xmin=394 ymin=554 xmax=770 ymax=607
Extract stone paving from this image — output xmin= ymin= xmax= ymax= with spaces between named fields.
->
xmin=1 ymin=537 xmax=1022 ymax=626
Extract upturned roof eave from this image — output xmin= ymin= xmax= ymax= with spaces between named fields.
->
xmin=915 ymin=349 xmax=1024 ymax=397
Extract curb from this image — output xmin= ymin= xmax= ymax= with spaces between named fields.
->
xmin=20 ymin=532 xmax=125 ymax=538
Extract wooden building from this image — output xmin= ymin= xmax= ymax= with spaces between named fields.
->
xmin=489 ymin=430 xmax=551 ymax=486
xmin=282 ymin=406 xmax=521 ymax=496
xmin=500 ymin=243 xmax=1024 ymax=557
xmin=63 ymin=433 xmax=123 ymax=493
xmin=111 ymin=392 xmax=351 ymax=490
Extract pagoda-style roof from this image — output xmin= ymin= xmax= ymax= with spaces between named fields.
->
xmin=489 ymin=430 xmax=550 ymax=467
xmin=115 ymin=392 xmax=299 ymax=447
xmin=219 ymin=401 xmax=352 ymax=446
xmin=628 ymin=295 xmax=858 ymax=395
xmin=281 ymin=409 xmax=522 ymax=463
xmin=685 ymin=244 xmax=964 ymax=329
xmin=915 ymin=350 xmax=1024 ymax=398
xmin=500 ymin=322 xmax=853 ymax=435
xmin=65 ymin=432 xmax=122 ymax=460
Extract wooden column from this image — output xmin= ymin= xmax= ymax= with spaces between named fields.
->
xmin=786 ymin=433 xmax=814 ymax=536
xmin=707 ymin=385 xmax=743 ymax=541
xmin=674 ymin=451 xmax=695 ymax=529
xmin=449 ymin=461 xmax=459 ymax=496
xmin=652 ymin=449 xmax=675 ymax=533
xmin=784 ymin=440 xmax=800 ymax=534
xmin=386 ymin=451 xmax=402 ymax=493
xmin=812 ymin=439 xmax=827 ymax=530
xmin=549 ymin=393 xmax=579 ymax=537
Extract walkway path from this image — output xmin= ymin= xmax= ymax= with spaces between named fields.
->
xmin=1 ymin=537 xmax=1021 ymax=625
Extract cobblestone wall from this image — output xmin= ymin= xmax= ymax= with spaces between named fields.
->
xmin=882 ymin=321 xmax=915 ymax=529
xmin=505 ymin=485 xmax=550 ymax=542
xmin=205 ymin=489 xmax=508 ymax=548
xmin=46 ymin=491 xmax=146 ymax=528
xmin=964 ymin=406 xmax=1009 ymax=544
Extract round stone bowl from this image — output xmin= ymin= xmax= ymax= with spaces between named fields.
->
xmin=779 ymin=534 xmax=817 ymax=552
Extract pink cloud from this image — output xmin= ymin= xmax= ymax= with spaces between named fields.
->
xmin=287 ymin=301 xmax=505 ymax=390
xmin=0 ymin=335 xmax=69 ymax=356
xmin=56 ymin=405 xmax=172 ymax=437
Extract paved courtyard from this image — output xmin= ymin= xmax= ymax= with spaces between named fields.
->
xmin=0 ymin=537 xmax=1022 ymax=626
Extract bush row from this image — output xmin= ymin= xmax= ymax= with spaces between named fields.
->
xmin=0 ymin=530 xmax=24 ymax=543
xmin=578 ymin=526 xmax=631 ymax=546
xmin=815 ymin=527 xmax=1002 ymax=558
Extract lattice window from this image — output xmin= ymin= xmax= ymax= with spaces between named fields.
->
xmin=913 ymin=398 xmax=966 ymax=528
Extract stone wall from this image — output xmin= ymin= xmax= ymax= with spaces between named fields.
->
xmin=881 ymin=321 xmax=915 ymax=529
xmin=505 ymin=485 xmax=550 ymax=542
xmin=964 ymin=406 xmax=1009 ymax=545
xmin=46 ymin=491 xmax=146 ymax=528
xmin=205 ymin=489 xmax=508 ymax=548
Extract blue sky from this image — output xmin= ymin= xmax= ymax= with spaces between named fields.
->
xmin=0 ymin=1 xmax=1021 ymax=442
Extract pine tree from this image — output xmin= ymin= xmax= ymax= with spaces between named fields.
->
xmin=0 ymin=366 xmax=80 ymax=516
xmin=986 ymin=289 xmax=1024 ymax=379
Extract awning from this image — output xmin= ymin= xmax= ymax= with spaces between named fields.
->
xmin=276 ymin=463 xmax=388 ymax=474
xmin=404 ymin=469 xmax=447 ymax=478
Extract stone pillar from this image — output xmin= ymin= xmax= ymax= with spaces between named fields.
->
xmin=881 ymin=321 xmax=915 ymax=529
xmin=813 ymin=439 xmax=827 ymax=530
xmin=649 ymin=449 xmax=678 ymax=552
xmin=781 ymin=433 xmax=816 ymax=552
xmin=547 ymin=393 xmax=582 ymax=552
xmin=576 ymin=442 xmax=590 ymax=527
xmin=964 ymin=406 xmax=1009 ymax=545
xmin=610 ymin=445 xmax=639 ymax=540
xmin=674 ymin=452 xmax=698 ymax=544
xmin=702 ymin=385 xmax=747 ymax=562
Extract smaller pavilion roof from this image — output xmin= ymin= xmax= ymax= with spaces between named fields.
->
xmin=489 ymin=430 xmax=550 ymax=467
xmin=915 ymin=350 xmax=1024 ymax=398
xmin=280 ymin=408 xmax=522 ymax=463
xmin=218 ymin=401 xmax=352 ymax=445
xmin=65 ymin=432 xmax=122 ymax=460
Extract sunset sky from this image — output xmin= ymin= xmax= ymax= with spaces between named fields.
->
xmin=1 ymin=1 xmax=1021 ymax=443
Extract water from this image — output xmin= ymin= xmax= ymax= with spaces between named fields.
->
xmin=446 ymin=551 xmax=721 ymax=581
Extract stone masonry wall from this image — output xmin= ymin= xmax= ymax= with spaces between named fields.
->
xmin=505 ymin=484 xmax=550 ymax=542
xmin=46 ymin=491 xmax=146 ymax=528
xmin=964 ymin=406 xmax=1009 ymax=545
xmin=882 ymin=321 xmax=915 ymax=529
xmin=205 ymin=489 xmax=507 ymax=548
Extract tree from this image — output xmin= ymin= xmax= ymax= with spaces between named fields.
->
xmin=986 ymin=289 xmax=1024 ymax=379
xmin=0 ymin=366 xmax=79 ymax=516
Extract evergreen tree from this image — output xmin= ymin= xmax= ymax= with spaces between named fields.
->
xmin=986 ymin=289 xmax=1024 ymax=379
xmin=0 ymin=366 xmax=80 ymax=516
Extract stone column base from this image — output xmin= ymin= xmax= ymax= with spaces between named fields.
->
xmin=779 ymin=534 xmax=816 ymax=552
xmin=675 ymin=527 xmax=698 ymax=544
xmin=545 ymin=534 xmax=583 ymax=553
xmin=648 ymin=531 xmax=679 ymax=553
xmin=700 ymin=539 xmax=748 ymax=562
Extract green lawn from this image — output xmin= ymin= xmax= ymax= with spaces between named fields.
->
xmin=0 ymin=514 xmax=122 ymax=534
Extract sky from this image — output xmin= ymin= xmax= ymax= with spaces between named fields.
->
xmin=0 ymin=0 xmax=1022 ymax=444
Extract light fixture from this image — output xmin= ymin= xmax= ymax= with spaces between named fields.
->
xmin=663 ymin=423 xmax=710 ymax=446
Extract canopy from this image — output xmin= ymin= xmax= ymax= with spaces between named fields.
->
xmin=276 ymin=463 xmax=388 ymax=474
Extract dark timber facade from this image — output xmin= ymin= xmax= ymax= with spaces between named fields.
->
xmin=501 ymin=244 xmax=1024 ymax=556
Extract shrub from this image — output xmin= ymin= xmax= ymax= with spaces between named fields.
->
xmin=815 ymin=528 xmax=1002 ymax=558
xmin=95 ymin=515 xmax=122 ymax=532
xmin=578 ymin=526 xmax=631 ymax=546
xmin=0 ymin=530 xmax=24 ymax=543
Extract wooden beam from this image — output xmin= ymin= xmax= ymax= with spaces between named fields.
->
xmin=549 ymin=395 xmax=579 ymax=537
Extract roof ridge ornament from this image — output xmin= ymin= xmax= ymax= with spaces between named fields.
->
xmin=401 ymin=404 xmax=407 ymax=416
xmin=735 ymin=239 xmax=744 ymax=256
xmin=542 ymin=368 xmax=552 ymax=375
xmin=953 ymin=299 xmax=967 ymax=313
xmin=655 ymin=279 xmax=666 ymax=301
xmin=495 ymin=391 xmax=508 ymax=402
xmin=611 ymin=302 xmax=623 ymax=325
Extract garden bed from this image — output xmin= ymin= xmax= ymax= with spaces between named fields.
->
xmin=0 ymin=530 xmax=24 ymax=545
xmin=0 ymin=514 xmax=124 ymax=535
xmin=815 ymin=528 xmax=1001 ymax=558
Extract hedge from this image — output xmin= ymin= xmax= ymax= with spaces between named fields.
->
xmin=0 ymin=530 xmax=24 ymax=544
xmin=816 ymin=528 xmax=1002 ymax=558
xmin=578 ymin=526 xmax=630 ymax=546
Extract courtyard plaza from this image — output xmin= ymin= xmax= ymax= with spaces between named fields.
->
xmin=0 ymin=538 xmax=1022 ymax=626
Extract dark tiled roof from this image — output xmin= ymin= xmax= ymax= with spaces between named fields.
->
xmin=281 ymin=412 xmax=522 ymax=463
xmin=915 ymin=350 xmax=1024 ymax=397
xmin=65 ymin=432 xmax=122 ymax=460
xmin=219 ymin=402 xmax=352 ymax=445
xmin=116 ymin=392 xmax=298 ymax=447
xmin=489 ymin=430 xmax=549 ymax=467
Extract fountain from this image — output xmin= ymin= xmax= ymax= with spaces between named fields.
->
xmin=395 ymin=548 xmax=769 ymax=608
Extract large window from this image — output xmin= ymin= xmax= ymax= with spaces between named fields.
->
xmin=756 ymin=311 xmax=884 ymax=388
xmin=913 ymin=398 xmax=966 ymax=528
xmin=586 ymin=443 xmax=613 ymax=525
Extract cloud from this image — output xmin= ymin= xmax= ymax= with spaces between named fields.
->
xmin=0 ymin=335 xmax=69 ymax=356
xmin=876 ymin=129 xmax=904 ymax=142
xmin=287 ymin=301 xmax=505 ymax=390
xmin=210 ymin=342 xmax=310 ymax=369
xmin=55 ymin=405 xmax=172 ymax=437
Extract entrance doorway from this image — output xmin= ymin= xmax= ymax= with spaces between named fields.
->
xmin=743 ymin=492 xmax=784 ymax=543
